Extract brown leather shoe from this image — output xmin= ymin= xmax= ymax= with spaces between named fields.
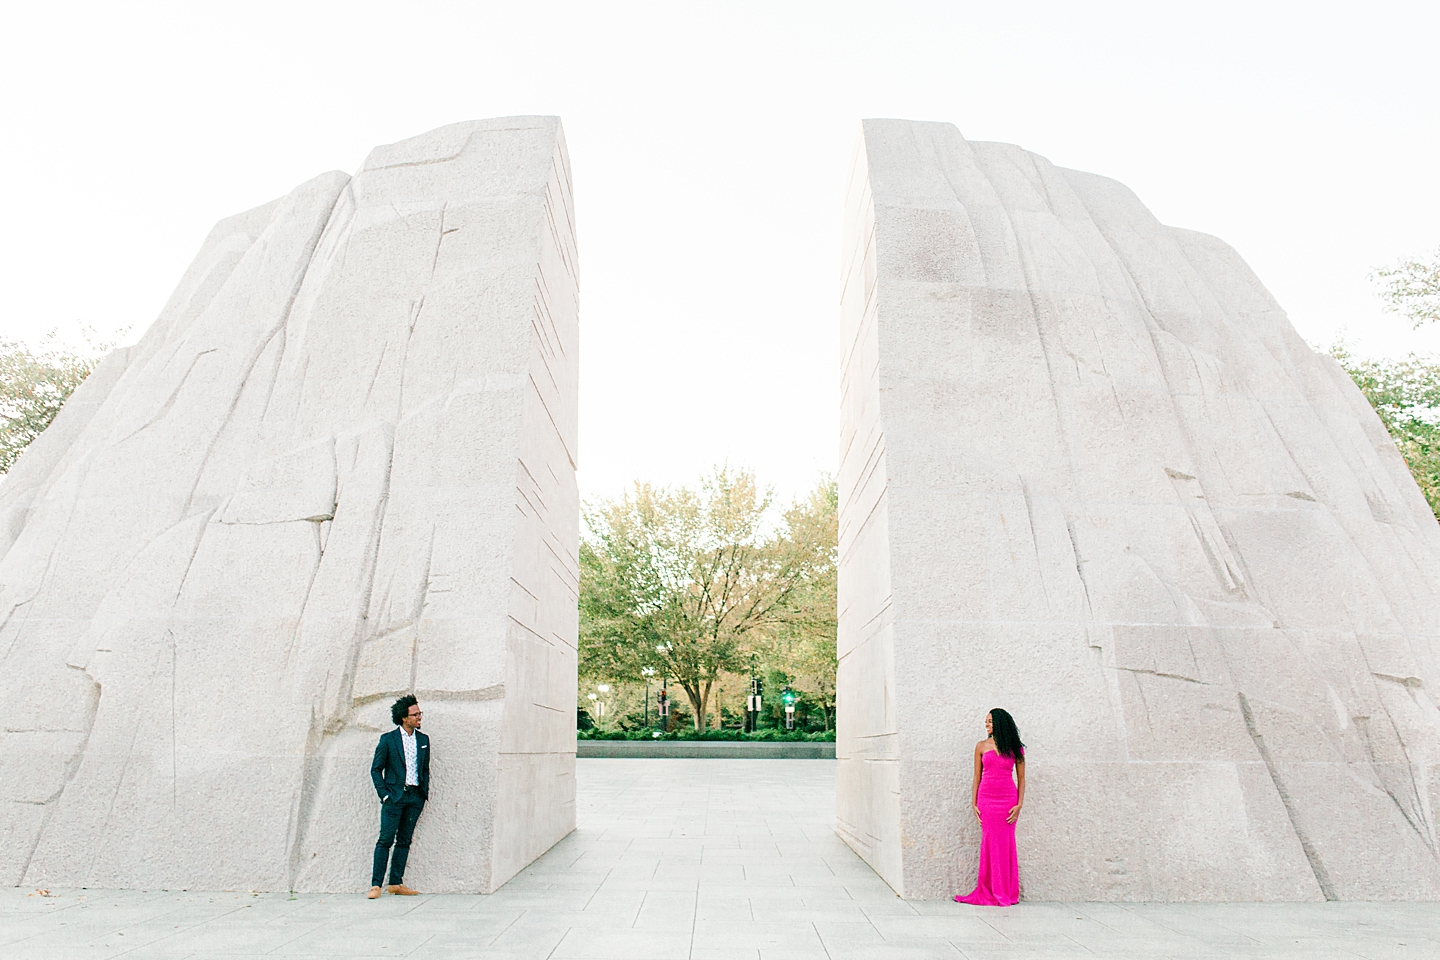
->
xmin=387 ymin=884 xmax=419 ymax=896
xmin=366 ymin=886 xmax=381 ymax=899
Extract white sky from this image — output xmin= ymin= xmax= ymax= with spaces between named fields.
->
xmin=3 ymin=1 xmax=1438 ymax=505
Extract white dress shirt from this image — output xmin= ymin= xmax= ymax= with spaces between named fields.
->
xmin=400 ymin=727 xmax=419 ymax=786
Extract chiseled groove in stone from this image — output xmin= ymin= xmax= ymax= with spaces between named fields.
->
xmin=1237 ymin=692 xmax=1336 ymax=900
xmin=14 ymin=670 xmax=99 ymax=884
xmin=411 ymin=685 xmax=507 ymax=703
xmin=347 ymin=685 xmax=507 ymax=711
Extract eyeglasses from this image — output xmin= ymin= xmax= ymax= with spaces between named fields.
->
xmin=407 ymin=710 xmax=423 ymax=717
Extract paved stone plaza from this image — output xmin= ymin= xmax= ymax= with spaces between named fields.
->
xmin=1 ymin=760 xmax=1435 ymax=959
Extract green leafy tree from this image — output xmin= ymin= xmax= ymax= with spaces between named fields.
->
xmin=579 ymin=468 xmax=836 ymax=730
xmin=0 ymin=330 xmax=111 ymax=474
xmin=1331 ymin=344 xmax=1440 ymax=519
xmin=761 ymin=478 xmax=837 ymax=729
xmin=1374 ymin=249 xmax=1440 ymax=328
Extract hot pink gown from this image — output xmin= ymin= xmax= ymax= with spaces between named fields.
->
xmin=955 ymin=749 xmax=1020 ymax=906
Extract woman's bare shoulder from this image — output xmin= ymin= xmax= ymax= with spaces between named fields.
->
xmin=974 ymin=738 xmax=990 ymax=752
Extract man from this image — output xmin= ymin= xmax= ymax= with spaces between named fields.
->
xmin=368 ymin=695 xmax=430 ymax=898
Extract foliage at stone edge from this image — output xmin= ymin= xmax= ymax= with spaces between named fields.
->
xmin=579 ymin=468 xmax=837 ymax=731
xmin=1326 ymin=248 xmax=1440 ymax=520
xmin=1330 ymin=344 xmax=1440 ymax=521
xmin=0 ymin=330 xmax=112 ymax=474
xmin=1374 ymin=247 xmax=1440 ymax=329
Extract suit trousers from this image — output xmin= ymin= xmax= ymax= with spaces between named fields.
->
xmin=372 ymin=787 xmax=424 ymax=886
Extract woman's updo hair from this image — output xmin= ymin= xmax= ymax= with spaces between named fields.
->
xmin=990 ymin=708 xmax=1025 ymax=760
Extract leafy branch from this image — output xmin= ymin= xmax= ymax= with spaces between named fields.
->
xmin=0 ymin=328 xmax=119 ymax=474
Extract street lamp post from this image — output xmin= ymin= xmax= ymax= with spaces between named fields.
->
xmin=641 ymin=667 xmax=655 ymax=727
xmin=745 ymin=655 xmax=760 ymax=733
xmin=654 ymin=644 xmax=671 ymax=733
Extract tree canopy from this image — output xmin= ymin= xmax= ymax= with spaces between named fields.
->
xmin=756 ymin=478 xmax=838 ymax=728
xmin=0 ymin=331 xmax=110 ymax=474
xmin=1331 ymin=345 xmax=1440 ymax=520
xmin=1323 ymin=247 xmax=1440 ymax=520
xmin=578 ymin=468 xmax=836 ymax=730
xmin=1374 ymin=248 xmax=1440 ymax=328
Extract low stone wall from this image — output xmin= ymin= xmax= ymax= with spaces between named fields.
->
xmin=577 ymin=741 xmax=835 ymax=759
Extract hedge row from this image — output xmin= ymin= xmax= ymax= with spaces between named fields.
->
xmin=576 ymin=728 xmax=835 ymax=742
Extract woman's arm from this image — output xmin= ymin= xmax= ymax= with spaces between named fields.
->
xmin=1008 ymin=758 xmax=1026 ymax=824
xmin=970 ymin=742 xmax=983 ymax=823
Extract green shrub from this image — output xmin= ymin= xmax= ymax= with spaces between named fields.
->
xmin=576 ymin=727 xmax=834 ymax=742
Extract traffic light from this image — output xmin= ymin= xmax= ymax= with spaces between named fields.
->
xmin=782 ymin=687 xmax=796 ymax=730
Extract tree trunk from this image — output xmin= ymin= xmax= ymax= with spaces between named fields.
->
xmin=683 ymin=682 xmax=711 ymax=731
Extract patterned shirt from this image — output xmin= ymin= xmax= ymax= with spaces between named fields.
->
xmin=400 ymin=727 xmax=419 ymax=786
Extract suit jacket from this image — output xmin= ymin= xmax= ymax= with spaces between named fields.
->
xmin=371 ymin=727 xmax=431 ymax=802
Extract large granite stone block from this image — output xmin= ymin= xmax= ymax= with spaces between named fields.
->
xmin=837 ymin=119 xmax=1440 ymax=900
xmin=0 ymin=117 xmax=579 ymax=893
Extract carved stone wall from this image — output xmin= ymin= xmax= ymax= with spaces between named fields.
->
xmin=0 ymin=117 xmax=579 ymax=893
xmin=837 ymin=119 xmax=1440 ymax=900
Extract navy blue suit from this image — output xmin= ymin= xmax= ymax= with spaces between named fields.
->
xmin=370 ymin=728 xmax=430 ymax=887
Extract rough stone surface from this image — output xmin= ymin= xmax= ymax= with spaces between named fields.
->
xmin=0 ymin=116 xmax=579 ymax=894
xmin=836 ymin=119 xmax=1440 ymax=901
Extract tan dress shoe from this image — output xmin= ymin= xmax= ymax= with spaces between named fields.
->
xmin=366 ymin=886 xmax=382 ymax=899
xmin=387 ymin=883 xmax=419 ymax=896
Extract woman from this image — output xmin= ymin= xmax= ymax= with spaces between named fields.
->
xmin=954 ymin=708 xmax=1025 ymax=906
